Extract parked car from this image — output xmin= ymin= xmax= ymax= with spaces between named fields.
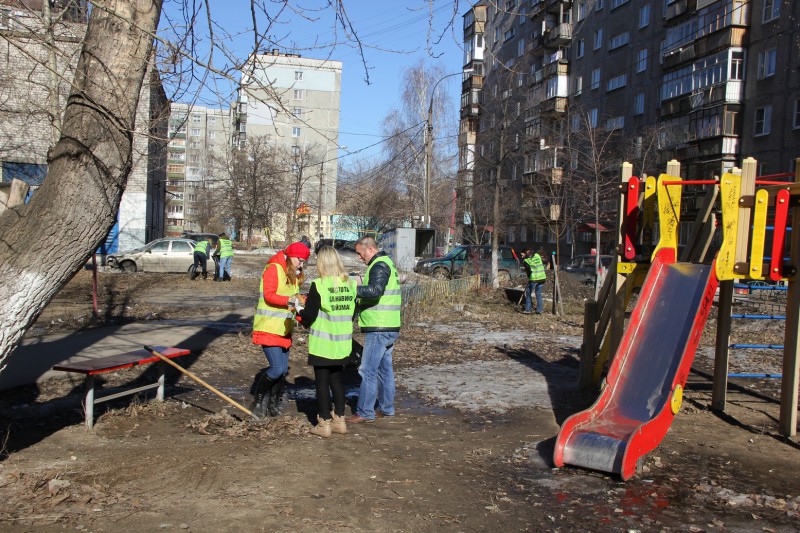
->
xmin=561 ymin=254 xmax=613 ymax=284
xmin=314 ymin=238 xmax=357 ymax=255
xmin=414 ymin=245 xmax=522 ymax=285
xmin=106 ymin=238 xmax=198 ymax=273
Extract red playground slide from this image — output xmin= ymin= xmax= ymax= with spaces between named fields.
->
xmin=553 ymin=248 xmax=719 ymax=480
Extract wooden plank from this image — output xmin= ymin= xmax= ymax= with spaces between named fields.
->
xmin=712 ymin=280 xmax=733 ymax=411
xmin=680 ymin=182 xmax=719 ymax=262
xmin=716 ymin=173 xmax=741 ymax=280
xmin=610 ymin=163 xmax=633 ymax=363
xmin=779 ymin=160 xmax=800 ymax=437
xmin=749 ymin=189 xmax=768 ymax=280
xmin=53 ymin=346 xmax=190 ymax=375
xmin=580 ymin=300 xmax=598 ymax=389
xmin=652 ymin=173 xmax=682 ymax=260
xmin=735 ymin=158 xmax=757 ymax=274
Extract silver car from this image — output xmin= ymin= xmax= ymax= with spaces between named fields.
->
xmin=106 ymin=238 xmax=198 ymax=273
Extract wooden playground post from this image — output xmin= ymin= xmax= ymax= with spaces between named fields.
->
xmin=779 ymin=158 xmax=800 ymax=437
xmin=610 ymin=162 xmax=634 ymax=361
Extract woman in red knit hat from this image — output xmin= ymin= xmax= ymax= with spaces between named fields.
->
xmin=249 ymin=241 xmax=310 ymax=418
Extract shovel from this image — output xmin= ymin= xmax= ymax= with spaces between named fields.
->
xmin=143 ymin=345 xmax=258 ymax=420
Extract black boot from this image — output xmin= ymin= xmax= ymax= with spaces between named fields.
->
xmin=249 ymin=373 xmax=277 ymax=419
xmin=223 ymin=271 xmax=231 ymax=281
xmin=268 ymin=375 xmax=287 ymax=417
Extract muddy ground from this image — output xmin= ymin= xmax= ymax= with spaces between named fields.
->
xmin=0 ymin=255 xmax=799 ymax=532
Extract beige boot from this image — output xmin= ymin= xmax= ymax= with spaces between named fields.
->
xmin=330 ymin=412 xmax=347 ymax=435
xmin=310 ymin=416 xmax=331 ymax=438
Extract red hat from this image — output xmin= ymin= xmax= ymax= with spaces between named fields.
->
xmin=285 ymin=242 xmax=310 ymax=261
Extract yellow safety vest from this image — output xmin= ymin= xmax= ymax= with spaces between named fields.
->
xmin=358 ymin=256 xmax=402 ymax=329
xmin=308 ymin=277 xmax=356 ymax=359
xmin=253 ymin=263 xmax=298 ymax=337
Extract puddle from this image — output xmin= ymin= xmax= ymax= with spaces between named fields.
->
xmin=397 ymin=359 xmax=589 ymax=413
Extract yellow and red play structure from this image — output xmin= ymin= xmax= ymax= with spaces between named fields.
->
xmin=554 ymin=157 xmax=800 ymax=480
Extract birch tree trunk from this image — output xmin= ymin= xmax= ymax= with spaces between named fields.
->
xmin=0 ymin=0 xmax=163 ymax=369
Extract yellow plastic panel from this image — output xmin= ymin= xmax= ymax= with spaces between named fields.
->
xmin=652 ymin=174 xmax=681 ymax=261
xmin=716 ymin=173 xmax=741 ymax=280
xmin=748 ymin=189 xmax=768 ymax=280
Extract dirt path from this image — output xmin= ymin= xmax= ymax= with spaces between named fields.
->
xmin=1 ymin=266 xmax=798 ymax=531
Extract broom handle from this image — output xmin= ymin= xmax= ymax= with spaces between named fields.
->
xmin=143 ymin=346 xmax=256 ymax=419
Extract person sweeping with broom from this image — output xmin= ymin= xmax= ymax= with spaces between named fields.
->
xmin=295 ymin=246 xmax=357 ymax=437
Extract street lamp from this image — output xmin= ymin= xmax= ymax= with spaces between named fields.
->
xmin=317 ymin=144 xmax=346 ymax=238
xmin=424 ymin=69 xmax=472 ymax=229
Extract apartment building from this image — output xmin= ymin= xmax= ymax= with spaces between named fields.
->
xmin=234 ymin=50 xmax=342 ymax=241
xmin=459 ymin=0 xmax=800 ymax=257
xmin=0 ymin=0 xmax=168 ymax=252
xmin=165 ymin=104 xmax=234 ymax=236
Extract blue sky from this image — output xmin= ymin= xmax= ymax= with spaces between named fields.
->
xmin=162 ymin=0 xmax=467 ymax=165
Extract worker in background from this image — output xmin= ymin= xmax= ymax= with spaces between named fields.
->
xmin=217 ymin=233 xmax=234 ymax=281
xmin=191 ymin=237 xmax=212 ymax=280
xmin=523 ymin=247 xmax=547 ymax=314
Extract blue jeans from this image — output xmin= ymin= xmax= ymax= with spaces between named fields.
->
xmin=218 ymin=256 xmax=232 ymax=278
xmin=356 ymin=331 xmax=399 ymax=419
xmin=263 ymin=345 xmax=289 ymax=380
xmin=525 ymin=281 xmax=545 ymax=312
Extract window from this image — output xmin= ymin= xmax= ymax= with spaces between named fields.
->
xmin=512 ymin=164 xmax=517 ymax=181
xmin=191 ymin=114 xmax=201 ymax=123
xmin=292 ymin=127 xmax=301 ymax=137
xmin=295 ymin=70 xmax=303 ymax=81
xmin=636 ymin=48 xmax=648 ymax=72
xmin=754 ymin=106 xmax=772 ymax=136
xmin=571 ymin=114 xmax=580 ymax=131
xmin=606 ymin=116 xmax=624 ymax=130
xmin=494 ymin=27 xmax=500 ymax=44
xmin=504 ymin=27 xmax=515 ymax=41
xmin=611 ymin=0 xmax=629 ymax=9
xmin=730 ymin=50 xmax=744 ymax=80
xmin=190 ymin=141 xmax=200 ymax=149
xmin=208 ymin=116 xmax=216 ymax=124
xmin=794 ymin=99 xmax=800 ymax=129
xmin=593 ymin=29 xmax=603 ymax=50
xmin=609 ymin=32 xmax=630 ymax=50
xmin=762 ymin=0 xmax=780 ymax=22
xmin=595 ymin=0 xmax=604 ymax=11
xmin=208 ymin=131 xmax=216 ymax=139
xmin=189 ymin=154 xmax=198 ymax=164
xmin=575 ymin=1 xmax=586 ymax=21
xmin=519 ymin=6 xmax=526 ymax=24
xmin=591 ymin=68 xmax=601 ymax=90
xmin=575 ymin=39 xmax=585 ymax=58
xmin=508 ymin=226 xmax=516 ymax=243
xmin=634 ymin=93 xmax=645 ymax=115
xmin=639 ymin=4 xmax=650 ymax=27
xmin=291 ymin=146 xmax=300 ymax=156
xmin=588 ymin=108 xmax=598 ymax=128
xmin=757 ymin=48 xmax=777 ymax=79
xmin=293 ymin=89 xmax=304 ymax=100
xmin=517 ymin=39 xmax=525 ymax=57
xmin=574 ymin=76 xmax=583 ymax=96
xmin=190 ymin=128 xmax=200 ymax=137
xmin=292 ymin=107 xmax=302 ymax=118
xmin=607 ymin=74 xmax=627 ymax=91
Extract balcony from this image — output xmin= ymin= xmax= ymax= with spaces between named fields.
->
xmin=527 ymin=35 xmax=546 ymax=55
xmin=662 ymin=27 xmax=747 ymax=68
xmin=665 ymin=0 xmax=696 ymax=21
xmin=460 ymin=104 xmax=480 ymax=119
xmin=539 ymin=96 xmax=568 ymax=115
xmin=532 ymin=59 xmax=569 ymax=84
xmin=461 ymin=74 xmax=483 ymax=93
xmin=530 ymin=0 xmax=545 ymax=18
xmin=545 ymin=0 xmax=573 ymax=13
xmin=544 ymin=23 xmax=572 ymax=46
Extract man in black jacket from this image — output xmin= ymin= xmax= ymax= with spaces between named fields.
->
xmin=346 ymin=236 xmax=402 ymax=424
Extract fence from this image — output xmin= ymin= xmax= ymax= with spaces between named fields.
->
xmin=402 ymin=275 xmax=482 ymax=306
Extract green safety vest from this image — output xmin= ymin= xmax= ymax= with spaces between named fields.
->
xmin=524 ymin=254 xmax=546 ymax=281
xmin=308 ymin=277 xmax=357 ymax=359
xmin=358 ymin=256 xmax=402 ymax=329
xmin=218 ymin=238 xmax=234 ymax=258
xmin=253 ymin=263 xmax=298 ymax=337
xmin=193 ymin=241 xmax=210 ymax=255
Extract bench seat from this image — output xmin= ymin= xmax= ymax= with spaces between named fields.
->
xmin=53 ymin=346 xmax=190 ymax=428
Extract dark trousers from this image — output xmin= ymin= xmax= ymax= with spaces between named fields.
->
xmin=314 ymin=365 xmax=345 ymax=420
xmin=193 ymin=252 xmax=207 ymax=277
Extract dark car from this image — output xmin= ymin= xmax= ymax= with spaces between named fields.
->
xmin=181 ymin=232 xmax=219 ymax=248
xmin=561 ymin=254 xmax=613 ymax=284
xmin=414 ymin=245 xmax=522 ymax=285
xmin=314 ymin=238 xmax=357 ymax=255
